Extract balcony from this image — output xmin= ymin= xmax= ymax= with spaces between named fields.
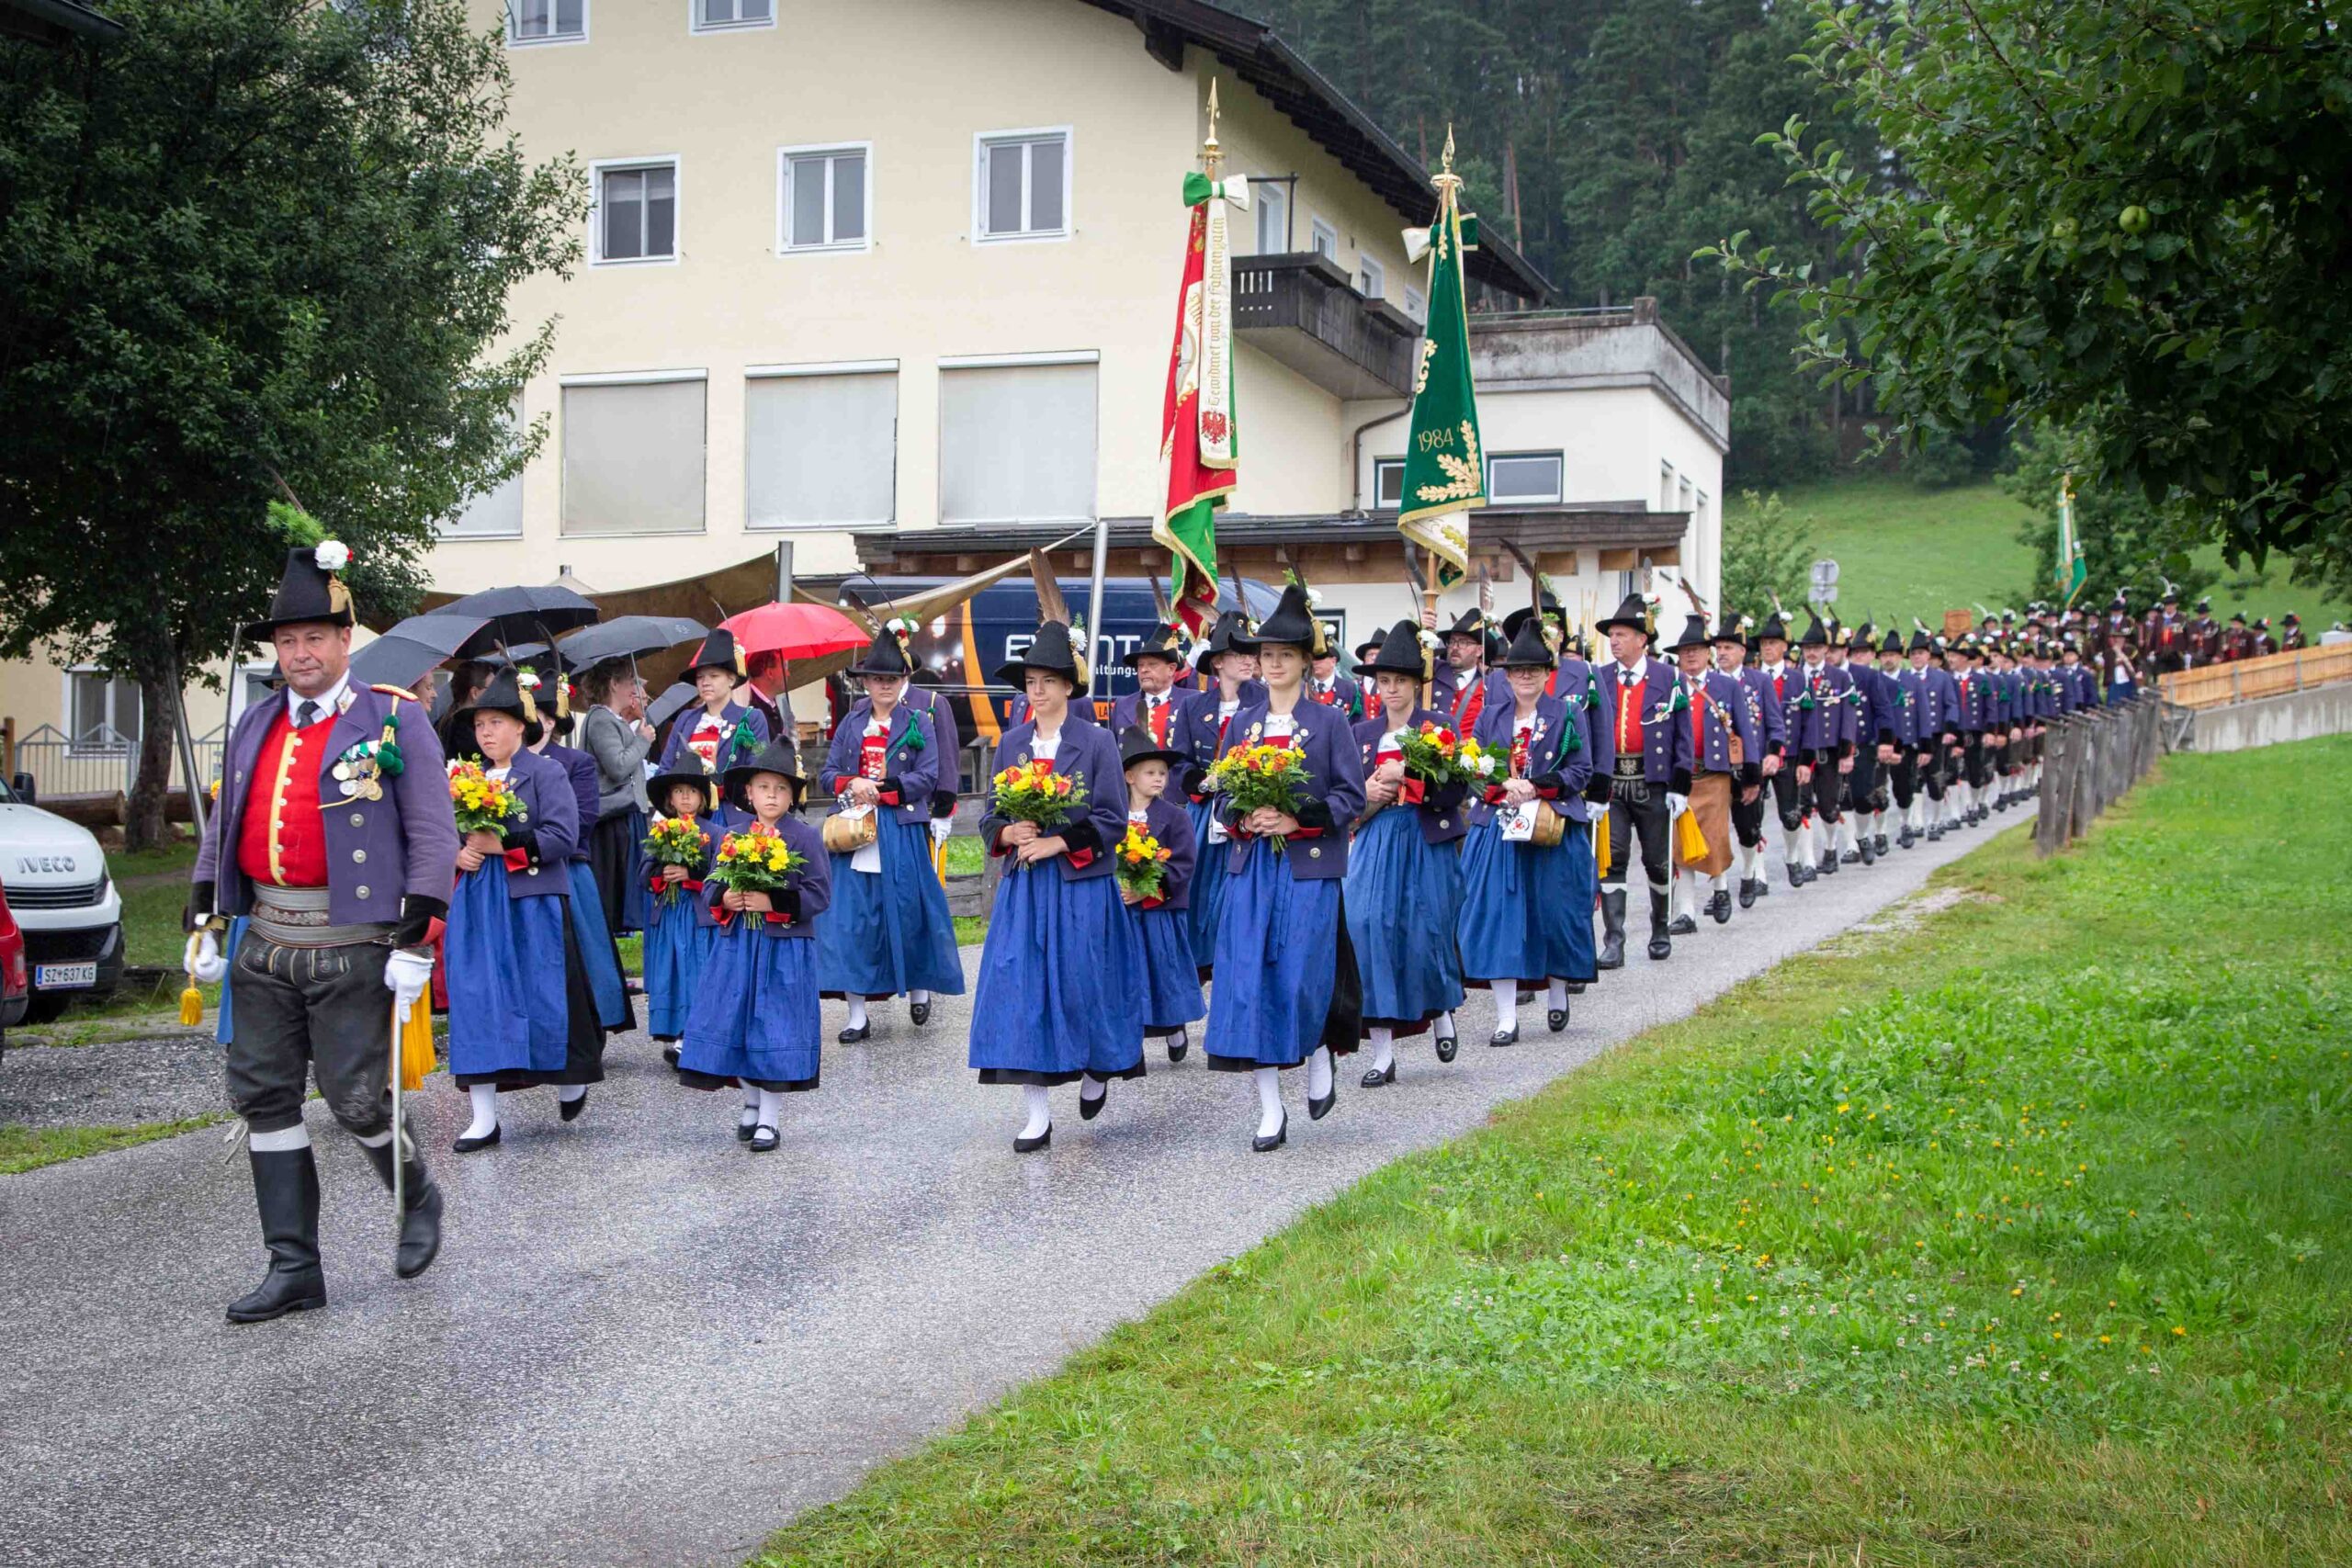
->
xmin=1233 ymin=252 xmax=1419 ymax=400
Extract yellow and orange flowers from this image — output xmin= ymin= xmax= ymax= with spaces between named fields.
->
xmin=1114 ymin=823 xmax=1175 ymax=900
xmin=1205 ymin=740 xmax=1307 ymax=817
xmin=643 ymin=816 xmax=712 ymax=904
xmin=992 ymin=757 xmax=1086 ymax=827
xmin=447 ymin=760 xmax=525 ymax=838
xmin=707 ymin=823 xmax=806 ymax=896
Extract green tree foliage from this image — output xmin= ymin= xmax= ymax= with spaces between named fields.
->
xmin=1718 ymin=0 xmax=2352 ymax=592
xmin=0 ymin=0 xmax=585 ymax=846
xmin=2000 ymin=423 xmax=2219 ymax=614
xmin=1250 ymin=0 xmax=1881 ymax=488
xmin=1718 ymin=490 xmax=1817 ymax=625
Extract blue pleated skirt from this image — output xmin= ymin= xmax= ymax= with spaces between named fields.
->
xmin=1343 ymin=809 xmax=1466 ymax=1030
xmin=213 ymin=916 xmax=249 ymax=1045
xmin=563 ymin=860 xmax=635 ymax=1032
xmin=967 ymin=866 xmax=1145 ymax=1085
xmin=678 ymin=924 xmax=821 ymax=1091
xmin=1204 ymin=840 xmax=1351 ymax=1070
xmin=1131 ymin=902 xmax=1205 ymax=1032
xmin=1455 ymin=817 xmax=1598 ymax=986
xmin=1183 ymin=799 xmax=1230 ymax=976
xmin=446 ymin=865 xmax=571 ymax=1079
xmin=816 ymin=815 xmax=967 ymax=999
xmin=641 ymin=895 xmax=717 ymax=1040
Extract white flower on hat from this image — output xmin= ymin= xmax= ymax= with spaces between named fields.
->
xmin=516 ymin=669 xmax=541 ymax=691
xmin=886 ymin=616 xmax=912 ymax=635
xmin=1306 ymin=587 xmax=1323 ymax=606
xmin=313 ymin=539 xmax=350 ymax=571
xmin=1418 ymin=629 xmax=1442 ymax=651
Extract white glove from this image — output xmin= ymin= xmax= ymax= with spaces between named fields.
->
xmin=1666 ymin=793 xmax=1689 ymax=818
xmin=384 ymin=949 xmax=435 ymax=1023
xmin=930 ymin=817 xmax=954 ymax=844
xmin=186 ymin=930 xmax=227 ymax=986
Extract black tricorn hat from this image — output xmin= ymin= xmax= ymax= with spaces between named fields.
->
xmin=242 ymin=544 xmax=357 ymax=642
xmin=994 ymin=620 xmax=1086 ymax=688
xmin=1135 ymin=624 xmax=1187 ymax=665
xmin=1440 ymin=607 xmax=1487 ymax=642
xmin=1846 ymin=622 xmax=1876 ymax=653
xmin=1662 ymin=613 xmax=1713 ymax=655
xmin=1797 ymin=612 xmax=1830 ymax=649
xmin=1711 ymin=615 xmax=1751 ymax=646
xmin=1881 ymin=627 xmax=1905 ymax=655
xmin=1594 ymin=592 xmax=1653 ymax=638
xmin=1907 ymin=627 xmax=1935 ymax=653
xmin=1756 ymin=611 xmax=1790 ymax=644
xmin=1358 ymin=618 xmax=1433 ymax=679
xmin=1198 ymin=609 xmax=1255 ymax=667
xmin=647 ymin=757 xmax=720 ymax=816
xmin=1500 ymin=591 xmax=1564 ymax=642
xmin=1244 ymin=582 xmax=1327 ymax=656
xmin=849 ymin=622 xmax=917 ymax=678
xmin=1115 ymin=723 xmax=1187 ymax=773
xmin=2196 ymin=596 xmax=2211 ymax=612
xmin=1499 ymin=615 xmax=1558 ymax=670
xmin=2229 ymin=611 xmax=2247 ymax=624
xmin=450 ymin=668 xmax=543 ymax=746
xmin=683 ymin=627 xmax=748 ymax=682
xmin=720 ymin=738 xmax=808 ymax=806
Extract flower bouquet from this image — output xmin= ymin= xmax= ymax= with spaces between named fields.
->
xmin=1114 ymin=822 xmax=1174 ymax=901
xmin=991 ymin=759 xmax=1083 ymax=827
xmin=642 ymin=816 xmax=712 ymax=906
xmin=447 ymin=760 xmax=526 ymax=839
xmin=1206 ymin=740 xmax=1308 ymax=837
xmin=707 ymin=825 xmax=807 ymax=923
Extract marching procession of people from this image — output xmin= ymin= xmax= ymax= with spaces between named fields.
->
xmin=187 ymin=542 xmax=2166 ymax=1323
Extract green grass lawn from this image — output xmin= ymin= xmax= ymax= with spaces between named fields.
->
xmin=0 ymin=1113 xmax=227 ymax=1176
xmin=1772 ymin=475 xmax=2351 ymax=630
xmin=757 ymin=735 xmax=2352 ymax=1567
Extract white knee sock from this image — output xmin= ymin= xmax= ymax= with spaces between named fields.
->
xmin=755 ymin=1089 xmax=783 ymax=1130
xmin=1306 ymin=1044 xmax=1333 ymax=1100
xmin=462 ymin=1084 xmax=499 ymax=1140
xmin=558 ymin=1083 xmax=586 ymax=1104
xmin=248 ymin=1122 xmax=311 ymax=1153
xmin=1493 ymin=978 xmax=1520 ymax=1024
xmin=1438 ymin=1009 xmax=1457 ymax=1039
xmin=1253 ymin=1066 xmax=1284 ymax=1137
xmin=1020 ymin=1085 xmax=1052 ymax=1139
xmin=910 ymin=988 xmax=931 ymax=1006
xmin=1547 ymin=978 xmax=1567 ymax=1011
xmin=1709 ymin=871 xmax=1729 ymax=895
xmin=1368 ymin=1026 xmax=1394 ymax=1074
xmin=846 ymin=997 xmax=869 ymax=1031
xmin=739 ymin=1087 xmax=759 ymax=1128
xmin=1080 ymin=1073 xmax=1106 ymax=1104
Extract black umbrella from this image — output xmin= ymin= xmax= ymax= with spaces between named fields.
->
xmin=435 ymin=583 xmax=599 ymax=644
xmin=646 ymin=681 xmax=696 ymax=734
xmin=556 ymin=615 xmax=708 ymax=670
xmin=349 ymin=614 xmax=499 ymax=690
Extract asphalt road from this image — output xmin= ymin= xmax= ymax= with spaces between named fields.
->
xmin=0 ymin=816 xmax=2020 ymax=1568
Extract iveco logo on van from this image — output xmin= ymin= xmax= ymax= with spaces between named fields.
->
xmin=17 ymin=854 xmax=77 ymax=875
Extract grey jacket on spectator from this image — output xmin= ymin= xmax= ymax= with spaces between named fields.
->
xmin=579 ymin=703 xmax=653 ymax=819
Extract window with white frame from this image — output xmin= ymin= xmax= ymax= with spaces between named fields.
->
xmin=976 ymin=130 xmax=1069 ymax=242
xmin=939 ymin=357 xmax=1097 ymax=523
xmin=509 ymin=0 xmax=584 ymax=45
xmin=1678 ymin=475 xmax=1696 ymax=516
xmin=1373 ymin=457 xmax=1405 ymax=510
xmin=1254 ymin=179 xmax=1288 ymax=253
xmin=779 ymin=145 xmax=867 ymax=252
xmin=560 ymin=374 xmax=707 ymax=535
xmin=68 ymin=669 xmax=141 ymax=750
xmin=594 ymin=160 xmax=678 ymax=264
xmin=1659 ymin=460 xmax=1676 ymax=510
xmin=1308 ymin=216 xmax=1338 ymax=261
xmin=440 ymin=394 xmax=526 ymax=538
xmin=1404 ymin=286 xmax=1426 ymax=323
xmin=1358 ymin=255 xmax=1385 ymax=300
xmin=745 ymin=366 xmax=897 ymax=528
xmin=693 ymin=0 xmax=769 ymax=30
xmin=1487 ymin=452 xmax=1565 ymax=505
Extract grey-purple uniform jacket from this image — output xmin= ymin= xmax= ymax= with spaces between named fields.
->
xmin=194 ymin=684 xmax=458 ymax=925
xmin=1734 ymin=665 xmax=1789 ymax=760
xmin=1592 ymin=659 xmax=1697 ymax=794
xmin=980 ymin=718 xmax=1129 ymax=883
xmin=1211 ymin=699 xmax=1366 ymax=879
xmin=482 ymin=747 xmax=577 ymax=900
xmin=820 ymin=703 xmax=942 ymax=827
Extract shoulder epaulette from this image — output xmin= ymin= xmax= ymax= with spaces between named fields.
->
xmin=369 ymin=682 xmax=417 ymax=703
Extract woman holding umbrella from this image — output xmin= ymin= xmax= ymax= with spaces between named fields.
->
xmin=578 ymin=659 xmax=656 ymax=936
xmin=658 ymin=628 xmax=770 ymax=775
xmin=815 ymin=624 xmax=965 ymax=1041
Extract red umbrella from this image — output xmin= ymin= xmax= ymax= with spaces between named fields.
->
xmin=719 ymin=601 xmax=870 ymax=662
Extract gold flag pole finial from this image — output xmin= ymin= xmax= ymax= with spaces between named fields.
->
xmin=1204 ymin=78 xmax=1222 ymax=178
xmin=1434 ymin=123 xmax=1460 ymax=196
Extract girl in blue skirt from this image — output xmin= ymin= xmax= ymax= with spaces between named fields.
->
xmin=1456 ymin=616 xmax=1602 ymax=1047
xmin=969 ymin=623 xmax=1144 ymax=1153
xmin=677 ymin=741 xmax=832 ymax=1154
xmin=816 ymin=625 xmax=965 ymax=1041
xmin=441 ymin=671 xmax=600 ymax=1153
xmin=1181 ymin=612 xmax=1260 ymax=976
xmin=642 ymin=761 xmax=728 ymax=1066
xmin=537 ymin=694 xmax=637 ymax=1047
xmin=1114 ymin=724 xmax=1204 ymax=1063
xmin=1344 ymin=619 xmax=1468 ymax=1088
xmin=1202 ymin=583 xmax=1368 ymax=1151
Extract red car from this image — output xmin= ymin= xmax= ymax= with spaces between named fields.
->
xmin=0 ymin=882 xmax=28 ymax=1066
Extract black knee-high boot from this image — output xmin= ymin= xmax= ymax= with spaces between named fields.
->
xmin=1645 ymin=888 xmax=1674 ymax=960
xmin=1597 ymin=888 xmax=1628 ymax=969
xmin=359 ymin=1128 xmax=445 ymax=1280
xmin=227 ymin=1146 xmax=326 ymax=1324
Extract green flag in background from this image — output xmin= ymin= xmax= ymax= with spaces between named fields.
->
xmin=1398 ymin=129 xmax=1484 ymax=590
xmin=2056 ymin=472 xmax=2086 ymax=606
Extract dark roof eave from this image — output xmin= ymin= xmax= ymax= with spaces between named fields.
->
xmin=854 ymin=505 xmax=1687 ymax=560
xmin=0 ymin=0 xmax=124 ymax=42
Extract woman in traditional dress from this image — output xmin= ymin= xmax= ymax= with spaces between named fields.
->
xmin=578 ymin=659 xmax=656 ymax=937
xmin=1344 ymin=619 xmax=1469 ymax=1087
xmin=657 ymin=627 xmax=770 ymax=774
xmin=1455 ymin=616 xmax=1602 ymax=1047
xmin=642 ymin=760 xmax=728 ymax=1068
xmin=967 ymin=624 xmax=1143 ymax=1151
xmin=814 ymin=625 xmax=964 ymax=1041
xmin=1115 ymin=724 xmax=1204 ymax=1063
xmin=441 ymin=671 xmax=602 ymax=1151
xmin=676 ymin=741 xmax=832 ymax=1153
xmin=1201 ymin=584 xmax=1368 ymax=1150
xmin=1181 ymin=610 xmax=1261 ymax=976
xmin=534 ymin=674 xmax=637 ymax=1049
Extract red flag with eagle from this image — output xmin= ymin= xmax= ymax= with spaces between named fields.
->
xmin=1155 ymin=92 xmax=1245 ymax=637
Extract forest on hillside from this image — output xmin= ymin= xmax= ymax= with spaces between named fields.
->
xmin=1252 ymin=0 xmax=1978 ymax=490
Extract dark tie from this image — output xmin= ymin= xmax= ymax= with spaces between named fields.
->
xmin=295 ymin=700 xmax=320 ymax=729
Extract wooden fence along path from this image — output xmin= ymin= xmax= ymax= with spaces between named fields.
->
xmin=2159 ymin=644 xmax=2352 ymax=709
xmin=2035 ymin=698 xmax=2165 ymax=855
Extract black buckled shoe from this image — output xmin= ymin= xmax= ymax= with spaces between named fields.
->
xmin=1546 ymin=1007 xmax=1568 ymax=1032
xmin=909 ymin=1000 xmax=932 ymax=1027
xmin=1488 ymin=1023 xmax=1518 ymax=1048
xmin=1707 ymin=890 xmax=1732 ymax=924
xmin=227 ymin=1147 xmax=326 ymax=1325
xmin=1433 ymin=1030 xmax=1459 ymax=1063
xmin=1897 ymin=826 xmax=1917 ymax=850
xmin=736 ymin=1114 xmax=757 ymax=1144
xmin=837 ymin=1021 xmax=871 ymax=1043
xmin=1250 ymin=1114 xmax=1287 ymax=1153
xmin=560 ymin=1088 xmax=589 ymax=1122
xmin=748 ymin=1123 xmax=779 ymax=1153
xmin=1360 ymin=1059 xmax=1397 ymax=1089
xmin=1080 ymin=1082 xmax=1108 ymax=1121
xmin=1858 ymin=840 xmax=1876 ymax=866
xmin=1668 ymin=913 xmax=1698 ymax=937
xmin=1817 ymin=854 xmax=1839 ymax=877
xmin=1874 ymin=833 xmax=1891 ymax=857
xmin=1840 ymin=847 xmax=1862 ymax=865
xmin=1737 ymin=877 xmax=1758 ymax=909
xmin=1167 ymin=1029 xmax=1189 ymax=1063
